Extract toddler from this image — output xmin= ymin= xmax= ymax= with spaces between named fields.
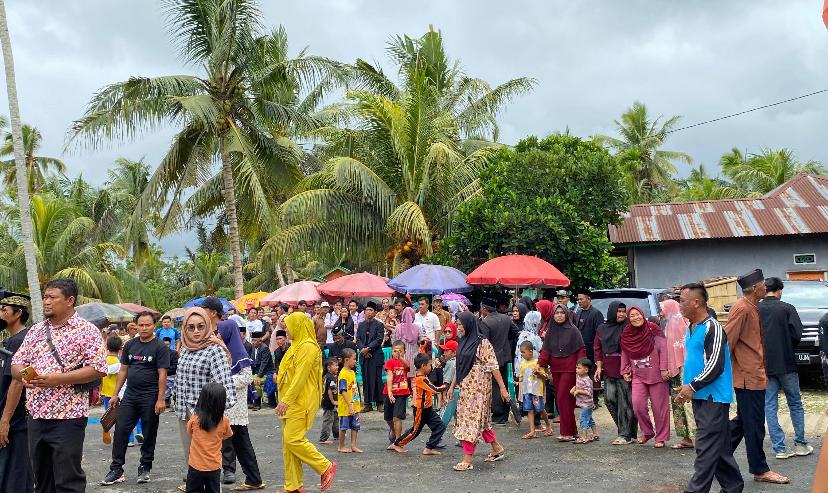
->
xmin=571 ymin=358 xmax=598 ymax=444
xmin=319 ymin=358 xmax=340 ymax=444
xmin=186 ymin=382 xmax=233 ymax=492
xmin=517 ymin=340 xmax=550 ymax=439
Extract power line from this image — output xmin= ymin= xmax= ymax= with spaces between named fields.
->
xmin=667 ymin=89 xmax=828 ymax=133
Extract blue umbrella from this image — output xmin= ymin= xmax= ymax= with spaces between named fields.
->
xmin=387 ymin=264 xmax=473 ymax=295
xmin=183 ymin=296 xmax=235 ymax=313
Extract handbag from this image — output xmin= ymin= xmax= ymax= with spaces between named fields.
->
xmin=100 ymin=404 xmax=118 ymax=432
xmin=44 ymin=325 xmax=102 ymax=393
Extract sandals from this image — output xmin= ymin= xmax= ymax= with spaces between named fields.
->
xmin=654 ymin=442 xmax=665 ymax=449
xmin=521 ymin=432 xmax=536 ymax=440
xmin=637 ymin=435 xmax=654 ymax=445
xmin=235 ymin=483 xmax=266 ymax=491
xmin=611 ymin=437 xmax=633 ymax=445
xmin=320 ymin=462 xmax=337 ymax=492
xmin=543 ymin=428 xmax=555 ymax=437
xmin=453 ymin=462 xmax=474 ymax=471
xmin=557 ymin=436 xmax=575 ymax=442
xmin=484 ymin=451 xmax=506 ymax=462
xmin=670 ymin=441 xmax=694 ymax=449
xmin=754 ymin=472 xmax=790 ymax=484
xmin=573 ymin=437 xmax=590 ymax=444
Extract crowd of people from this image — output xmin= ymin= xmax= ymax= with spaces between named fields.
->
xmin=0 ymin=268 xmax=821 ymax=492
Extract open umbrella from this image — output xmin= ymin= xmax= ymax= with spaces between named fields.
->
xmin=318 ymin=272 xmax=395 ymax=298
xmin=232 ymin=291 xmax=270 ymax=311
xmin=466 ymin=254 xmax=570 ymax=288
xmin=441 ymin=292 xmax=471 ymax=305
xmin=183 ymin=297 xmax=235 ymax=313
xmin=387 ymin=264 xmax=472 ymax=295
xmin=261 ymin=281 xmax=321 ymax=306
xmin=162 ymin=307 xmax=187 ymax=322
xmin=118 ymin=303 xmax=161 ymax=318
xmin=76 ymin=303 xmax=136 ymax=328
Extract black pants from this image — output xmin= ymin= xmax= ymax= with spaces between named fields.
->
xmin=0 ymin=423 xmax=33 ymax=493
xmin=221 ymin=424 xmax=262 ymax=485
xmin=685 ymin=399 xmax=744 ymax=493
xmin=110 ymin=397 xmax=160 ymax=472
xmin=28 ymin=417 xmax=87 ymax=493
xmin=491 ymin=364 xmax=510 ymax=422
xmin=186 ymin=466 xmax=220 ymax=493
xmin=730 ymin=388 xmax=769 ymax=475
xmin=361 ymin=361 xmax=383 ymax=407
xmin=395 ymin=406 xmax=446 ymax=449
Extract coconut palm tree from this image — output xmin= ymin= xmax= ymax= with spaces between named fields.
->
xmin=0 ymin=0 xmax=42 ymax=320
xmin=674 ymin=164 xmax=751 ymax=202
xmin=596 ymin=101 xmax=691 ymax=203
xmin=184 ymin=251 xmax=232 ymax=297
xmin=0 ymin=124 xmax=66 ymax=192
xmin=67 ymin=0 xmax=342 ymax=299
xmin=105 ymin=157 xmax=156 ymax=276
xmin=720 ymin=147 xmax=825 ymax=195
xmin=262 ymin=27 xmax=534 ymax=273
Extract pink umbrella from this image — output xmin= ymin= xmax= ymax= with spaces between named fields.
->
xmin=261 ymin=281 xmax=321 ymax=306
xmin=318 ymin=272 xmax=395 ymax=297
xmin=118 ymin=303 xmax=161 ymax=318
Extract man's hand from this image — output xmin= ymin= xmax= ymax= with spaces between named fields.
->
xmin=623 ymin=372 xmax=632 ymax=382
xmin=109 ymin=395 xmax=120 ymax=408
xmin=674 ymin=384 xmax=694 ymax=404
xmin=593 ymin=367 xmax=602 ymax=382
xmin=360 ymin=348 xmax=369 ymax=357
xmin=155 ymin=399 xmax=166 ymax=415
xmin=388 ymin=395 xmax=395 ymax=404
xmin=0 ymin=420 xmax=9 ymax=447
xmin=30 ymin=373 xmax=66 ymax=388
xmin=275 ymin=401 xmax=289 ymax=416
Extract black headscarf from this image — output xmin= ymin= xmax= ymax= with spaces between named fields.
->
xmin=595 ymin=301 xmax=626 ymax=355
xmin=541 ymin=303 xmax=585 ymax=358
xmin=333 ymin=312 xmax=354 ymax=340
xmin=520 ymin=296 xmax=536 ymax=312
xmin=455 ymin=311 xmax=483 ymax=385
xmin=512 ymin=302 xmax=529 ymax=331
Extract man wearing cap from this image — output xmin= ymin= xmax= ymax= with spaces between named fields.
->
xmin=556 ymin=290 xmax=578 ymax=324
xmin=356 ymin=301 xmax=385 ymax=412
xmin=480 ymin=296 xmax=519 ymax=425
xmin=725 ymin=269 xmax=788 ymax=484
xmin=0 ymin=292 xmax=32 ymax=493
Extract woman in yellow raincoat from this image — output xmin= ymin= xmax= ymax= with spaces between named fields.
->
xmin=275 ymin=312 xmax=336 ymax=492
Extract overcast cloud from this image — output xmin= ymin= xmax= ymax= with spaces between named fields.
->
xmin=4 ymin=1 xmax=827 ymax=256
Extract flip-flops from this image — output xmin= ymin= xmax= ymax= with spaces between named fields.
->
xmin=754 ymin=472 xmax=790 ymax=484
xmin=453 ymin=462 xmax=474 ymax=471
xmin=670 ymin=442 xmax=693 ymax=449
xmin=483 ymin=450 xmax=506 ymax=462
xmin=321 ymin=462 xmax=337 ymax=491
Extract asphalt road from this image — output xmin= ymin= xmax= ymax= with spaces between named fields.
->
xmin=81 ymin=403 xmax=820 ymax=493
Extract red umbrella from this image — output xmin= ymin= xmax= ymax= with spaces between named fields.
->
xmin=118 ymin=303 xmax=161 ymax=318
xmin=466 ymin=255 xmax=570 ymax=287
xmin=318 ymin=272 xmax=395 ymax=297
xmin=261 ymin=281 xmax=321 ymax=306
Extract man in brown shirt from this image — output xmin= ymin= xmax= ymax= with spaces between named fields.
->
xmin=432 ymin=296 xmax=451 ymax=340
xmin=724 ymin=269 xmax=788 ymax=484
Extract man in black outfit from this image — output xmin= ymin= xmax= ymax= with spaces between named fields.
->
xmin=326 ymin=326 xmax=357 ymax=366
xmin=248 ymin=331 xmax=275 ymax=410
xmin=576 ymin=289 xmax=604 ymax=406
xmin=102 ymin=311 xmax=170 ymax=486
xmin=356 ymin=301 xmax=385 ymax=412
xmin=480 ymin=297 xmax=519 ymax=424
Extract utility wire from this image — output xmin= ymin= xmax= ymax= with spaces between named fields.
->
xmin=667 ymin=89 xmax=828 ymax=133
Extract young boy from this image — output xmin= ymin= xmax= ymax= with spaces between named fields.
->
xmin=571 ymin=358 xmax=597 ymax=444
xmin=101 ymin=336 xmax=123 ymax=444
xmin=319 ymin=358 xmax=340 ymax=444
xmin=517 ymin=340 xmax=550 ymax=439
xmin=383 ymin=340 xmax=411 ymax=446
xmin=392 ymin=353 xmax=448 ymax=455
xmin=337 ymin=348 xmax=362 ymax=453
xmin=162 ymin=337 xmax=178 ymax=410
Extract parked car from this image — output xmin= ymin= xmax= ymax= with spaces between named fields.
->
xmin=589 ymin=288 xmax=671 ymax=320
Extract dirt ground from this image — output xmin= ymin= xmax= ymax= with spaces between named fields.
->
xmin=80 ymin=392 xmax=824 ymax=493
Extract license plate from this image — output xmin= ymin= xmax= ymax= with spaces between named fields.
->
xmin=796 ymin=353 xmax=811 ymax=364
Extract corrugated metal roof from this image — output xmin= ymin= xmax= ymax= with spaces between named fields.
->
xmin=609 ymin=174 xmax=828 ymax=244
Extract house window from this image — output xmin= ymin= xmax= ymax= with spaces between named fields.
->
xmin=793 ymin=253 xmax=816 ymax=265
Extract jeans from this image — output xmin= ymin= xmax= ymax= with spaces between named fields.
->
xmin=579 ymin=407 xmax=595 ymax=430
xmin=765 ymin=372 xmax=807 ymax=453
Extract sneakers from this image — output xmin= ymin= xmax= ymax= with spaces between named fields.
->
xmin=135 ymin=433 xmax=144 ymax=444
xmin=795 ymin=443 xmax=814 ymax=456
xmin=775 ymin=449 xmax=796 ymax=459
xmin=101 ymin=469 xmax=125 ymax=486
xmin=137 ymin=466 xmax=150 ymax=484
xmin=222 ymin=471 xmax=236 ymax=484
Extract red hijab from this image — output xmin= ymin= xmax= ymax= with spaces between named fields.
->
xmin=536 ymin=299 xmax=554 ymax=336
xmin=619 ymin=306 xmax=662 ymax=360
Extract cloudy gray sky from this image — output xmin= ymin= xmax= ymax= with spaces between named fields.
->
xmin=4 ymin=0 xmax=827 ymax=255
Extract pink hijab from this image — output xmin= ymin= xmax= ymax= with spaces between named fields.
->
xmin=660 ymin=299 xmax=688 ymax=378
xmin=394 ymin=307 xmax=419 ymax=344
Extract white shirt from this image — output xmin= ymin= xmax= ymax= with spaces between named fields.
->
xmin=414 ymin=311 xmax=441 ymax=341
xmin=323 ymin=312 xmax=339 ymax=344
xmin=245 ymin=319 xmax=263 ymax=343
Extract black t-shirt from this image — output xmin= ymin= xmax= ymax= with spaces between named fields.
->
xmin=322 ymin=372 xmax=338 ymax=410
xmin=121 ymin=336 xmax=170 ymax=402
xmin=0 ymin=328 xmax=28 ymax=430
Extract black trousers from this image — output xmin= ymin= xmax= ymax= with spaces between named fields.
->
xmin=28 ymin=417 xmax=87 ymax=493
xmin=186 ymin=466 xmax=220 ymax=493
xmin=491 ymin=364 xmax=510 ymax=422
xmin=221 ymin=424 xmax=262 ymax=485
xmin=110 ymin=397 xmax=160 ymax=472
xmin=730 ymin=388 xmax=769 ymax=475
xmin=361 ymin=361 xmax=383 ymax=407
xmin=685 ymin=399 xmax=744 ymax=493
xmin=0 ymin=423 xmax=33 ymax=493
xmin=395 ymin=406 xmax=446 ymax=449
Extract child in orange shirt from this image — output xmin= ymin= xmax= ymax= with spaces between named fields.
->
xmin=186 ymin=382 xmax=233 ymax=492
xmin=391 ymin=353 xmax=448 ymax=455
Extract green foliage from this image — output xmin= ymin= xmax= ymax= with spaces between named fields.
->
xmin=720 ymin=147 xmax=825 ymax=195
xmin=435 ymin=134 xmax=628 ymax=289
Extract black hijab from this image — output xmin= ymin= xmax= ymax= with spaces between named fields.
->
xmin=595 ymin=301 xmax=626 ymax=355
xmin=520 ymin=296 xmax=536 ymax=312
xmin=455 ymin=311 xmax=483 ymax=385
xmin=541 ymin=303 xmax=585 ymax=358
xmin=512 ymin=302 xmax=529 ymax=331
xmin=333 ymin=313 xmax=354 ymax=339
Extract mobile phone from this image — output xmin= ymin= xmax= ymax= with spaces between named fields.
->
xmin=20 ymin=366 xmax=38 ymax=381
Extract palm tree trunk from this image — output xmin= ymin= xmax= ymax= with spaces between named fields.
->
xmin=220 ymin=146 xmax=245 ymax=299
xmin=0 ymin=0 xmax=42 ymax=322
xmin=274 ymin=262 xmax=286 ymax=288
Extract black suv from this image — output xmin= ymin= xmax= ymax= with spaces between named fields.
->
xmin=773 ymin=280 xmax=828 ymax=366
xmin=589 ymin=288 xmax=671 ymax=319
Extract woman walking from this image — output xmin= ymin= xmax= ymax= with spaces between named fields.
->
xmin=450 ymin=312 xmax=510 ymax=471
xmin=393 ymin=307 xmax=420 ymax=378
xmin=275 ymin=312 xmax=336 ymax=492
xmin=661 ymin=299 xmax=694 ymax=449
xmin=538 ymin=303 xmax=586 ymax=441
xmin=620 ymin=306 xmax=671 ymax=448
xmin=594 ymin=301 xmax=637 ymax=445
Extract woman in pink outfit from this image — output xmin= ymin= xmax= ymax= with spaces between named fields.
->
xmin=660 ymin=299 xmax=694 ymax=449
xmin=620 ymin=306 xmax=671 ymax=448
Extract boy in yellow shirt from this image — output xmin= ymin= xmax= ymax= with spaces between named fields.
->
xmin=337 ymin=348 xmax=362 ymax=453
xmin=101 ymin=336 xmax=123 ymax=444
xmin=517 ymin=340 xmax=551 ymax=439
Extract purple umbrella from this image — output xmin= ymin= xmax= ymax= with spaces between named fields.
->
xmin=387 ymin=264 xmax=472 ymax=295
xmin=440 ymin=293 xmax=471 ymax=305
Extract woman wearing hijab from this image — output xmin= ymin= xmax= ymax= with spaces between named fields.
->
xmin=594 ymin=301 xmax=637 ymax=445
xmin=538 ymin=303 xmax=586 ymax=441
xmin=661 ymin=299 xmax=694 ymax=449
xmin=535 ymin=300 xmax=554 ymax=338
xmin=393 ymin=307 xmax=420 ymax=378
xmin=620 ymin=306 xmax=670 ymax=448
xmin=176 ymin=307 xmax=237 ymax=490
xmin=332 ymin=307 xmax=355 ymax=341
xmin=275 ymin=312 xmax=336 ymax=492
xmin=450 ymin=312 xmax=510 ymax=471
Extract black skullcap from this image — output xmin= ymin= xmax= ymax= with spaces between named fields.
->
xmin=737 ymin=269 xmax=764 ymax=290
